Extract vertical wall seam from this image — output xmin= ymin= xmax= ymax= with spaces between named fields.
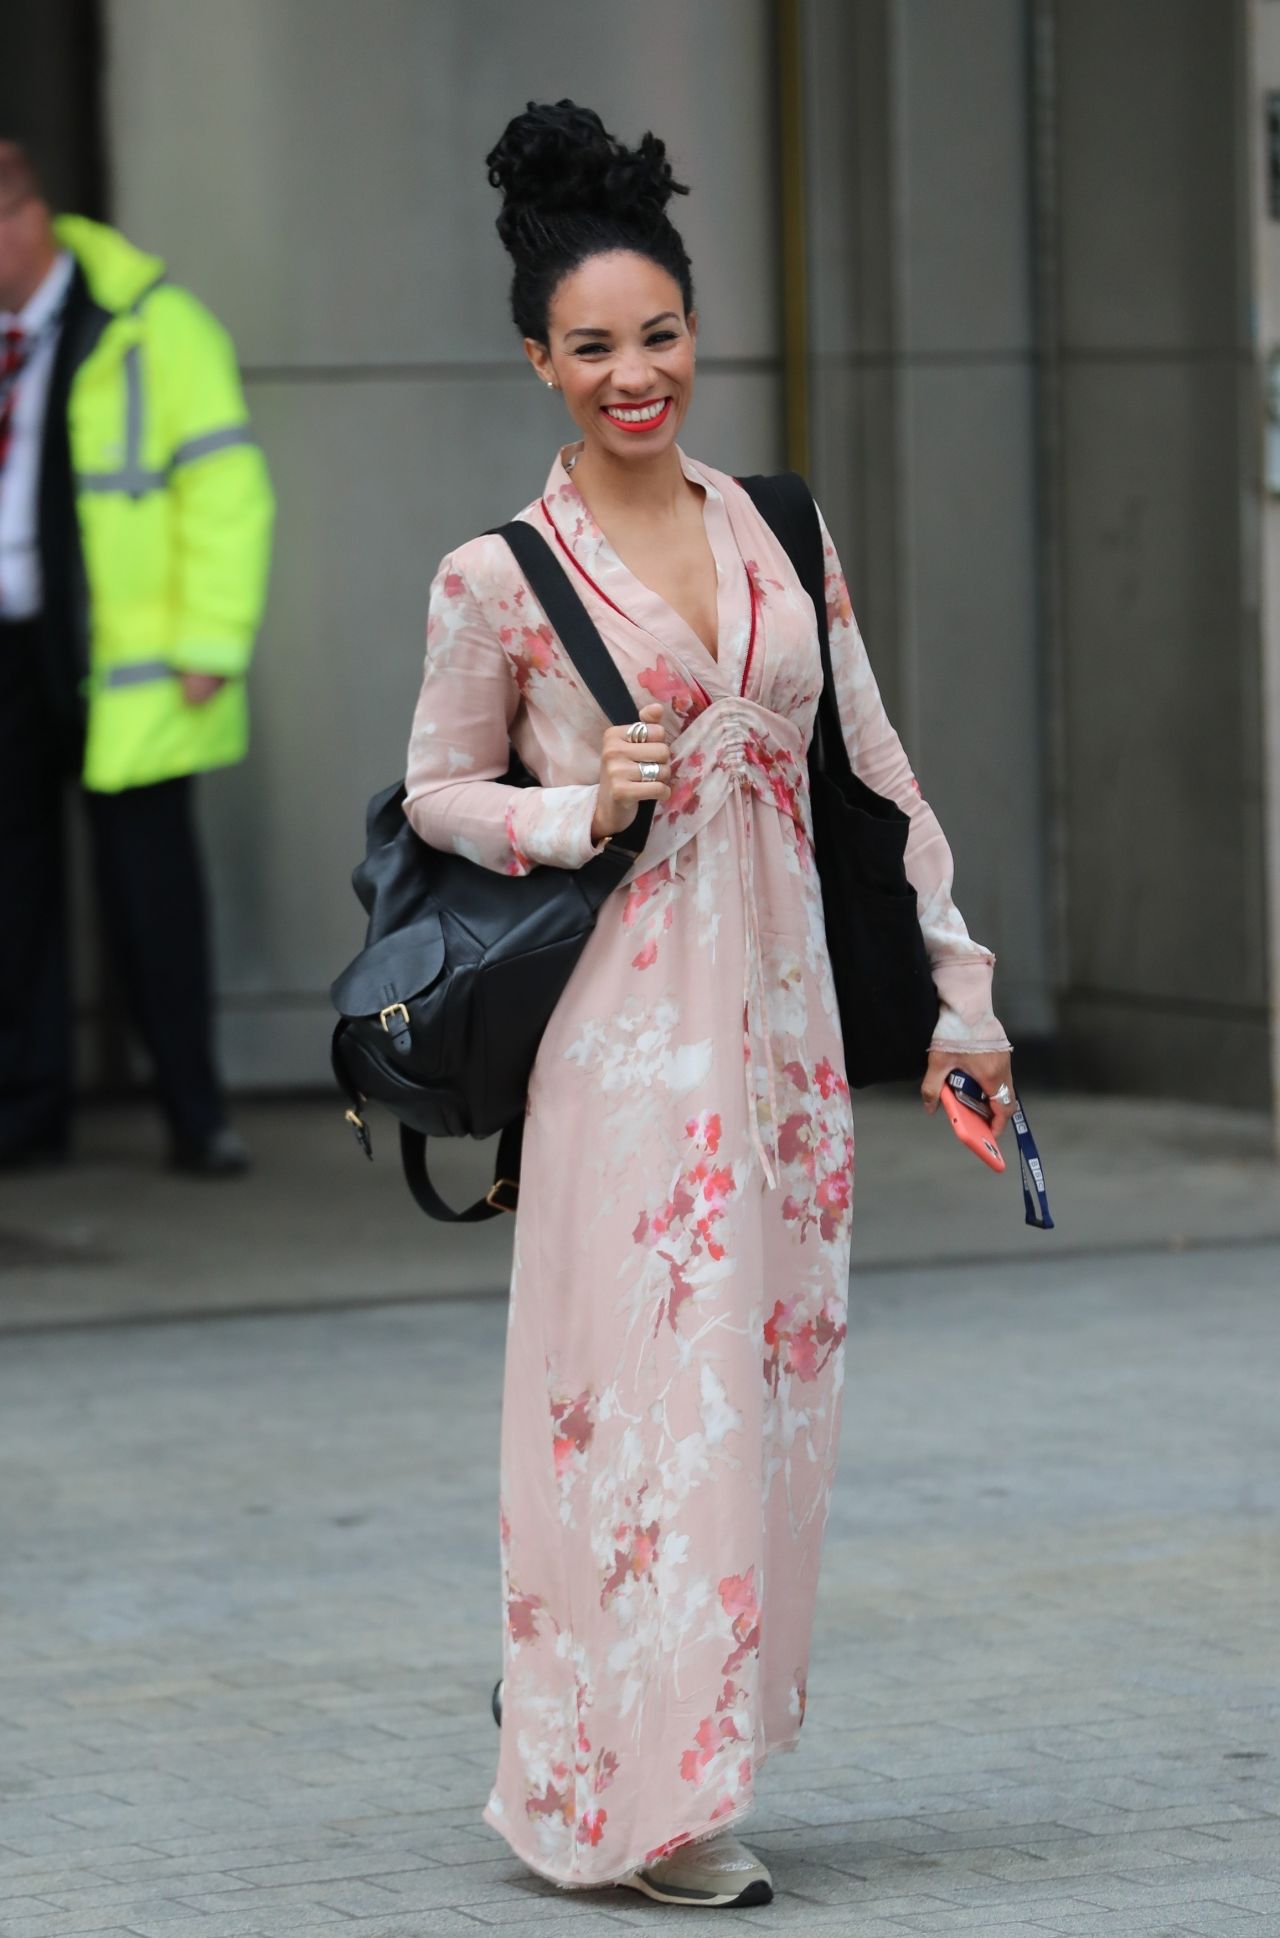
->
xmin=777 ymin=0 xmax=811 ymax=476
xmin=886 ymin=0 xmax=919 ymax=752
xmin=1028 ymin=0 xmax=1070 ymax=1041
xmin=1244 ymin=0 xmax=1280 ymax=1143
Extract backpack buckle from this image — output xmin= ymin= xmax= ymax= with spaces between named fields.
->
xmin=485 ymin=1176 xmax=519 ymax=1213
xmin=378 ymin=1001 xmax=412 ymax=1052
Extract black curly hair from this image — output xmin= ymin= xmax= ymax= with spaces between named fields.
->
xmin=486 ymin=100 xmax=695 ymax=343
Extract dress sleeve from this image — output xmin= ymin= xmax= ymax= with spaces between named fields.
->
xmin=816 ymin=508 xmax=1012 ymax=1056
xmin=403 ymin=552 xmax=606 ymax=875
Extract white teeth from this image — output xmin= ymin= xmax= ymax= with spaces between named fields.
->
xmin=606 ymin=399 xmax=668 ymax=423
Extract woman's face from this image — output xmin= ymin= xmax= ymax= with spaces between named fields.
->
xmin=527 ymin=251 xmax=697 ymax=464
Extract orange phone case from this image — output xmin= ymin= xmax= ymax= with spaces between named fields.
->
xmin=940 ymin=1084 xmax=1006 ymax=1172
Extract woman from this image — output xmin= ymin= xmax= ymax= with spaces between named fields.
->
xmin=404 ymin=101 xmax=1014 ymax=1907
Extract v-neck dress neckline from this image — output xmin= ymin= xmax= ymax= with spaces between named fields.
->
xmin=539 ymin=444 xmax=755 ymax=697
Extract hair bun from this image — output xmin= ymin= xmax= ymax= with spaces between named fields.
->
xmin=487 ymin=100 xmax=687 ymax=255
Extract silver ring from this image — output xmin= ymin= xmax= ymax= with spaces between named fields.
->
xmin=625 ymin=721 xmax=649 ymax=745
xmin=991 ymin=1083 xmax=1013 ymax=1107
xmin=638 ymin=760 xmax=660 ymax=783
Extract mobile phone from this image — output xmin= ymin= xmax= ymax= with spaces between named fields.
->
xmin=940 ymin=1078 xmax=1005 ymax=1173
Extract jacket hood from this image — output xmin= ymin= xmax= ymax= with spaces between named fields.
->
xmin=53 ymin=215 xmax=166 ymax=315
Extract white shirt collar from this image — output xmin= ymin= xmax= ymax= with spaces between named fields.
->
xmin=2 ymin=249 xmax=75 ymax=334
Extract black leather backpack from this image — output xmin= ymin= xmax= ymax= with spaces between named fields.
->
xmin=330 ymin=520 xmax=651 ymax=1222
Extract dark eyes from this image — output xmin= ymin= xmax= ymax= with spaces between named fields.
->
xmin=574 ymin=331 xmax=680 ymax=357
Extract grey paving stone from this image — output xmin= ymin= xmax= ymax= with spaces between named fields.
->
xmin=3 ymin=1227 xmax=1278 ymax=1938
xmin=223 ymin=1851 xmax=436 ymax=1889
xmin=39 ymin=1874 xmax=260 ymax=1910
xmin=1066 ymin=1873 xmax=1267 ymax=1912
xmin=1045 ymin=1915 xmax=1252 ymax=1938
xmin=1210 ymin=1882 xmax=1280 ymax=1908
xmin=123 ymin=1912 xmax=347 ymax=1938
xmin=0 ymin=1910 xmax=198 ymax=1938
xmin=1029 ymin=1921 xmax=1200 ymax=1938
xmin=867 ymin=1895 xmax=1104 ymax=1930
xmin=333 ymin=1917 xmax=552 ymax=1938
xmin=0 ymin=1927 xmax=156 ymax=1938
xmin=0 ymin=1866 xmax=120 ymax=1893
xmin=1178 ymin=1924 xmax=1266 ymax=1938
xmin=458 ymin=1895 xmax=646 ymax=1924
xmin=761 ymin=1908 xmax=1059 ymax=1935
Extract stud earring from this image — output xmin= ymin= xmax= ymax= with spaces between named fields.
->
xmin=546 ymin=380 xmax=557 ymax=390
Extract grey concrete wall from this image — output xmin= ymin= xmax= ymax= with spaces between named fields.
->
xmin=1051 ymin=0 xmax=1267 ymax=1104
xmin=101 ymin=0 xmax=784 ymax=1086
xmin=804 ymin=0 xmax=1053 ymax=1047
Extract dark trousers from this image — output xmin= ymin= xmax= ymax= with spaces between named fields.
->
xmin=0 ymin=618 xmax=226 ymax=1155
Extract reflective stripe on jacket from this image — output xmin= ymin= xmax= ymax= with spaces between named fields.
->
xmin=56 ymin=215 xmax=275 ymax=792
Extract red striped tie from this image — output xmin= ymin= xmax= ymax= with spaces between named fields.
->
xmin=0 ymin=327 xmax=28 ymax=473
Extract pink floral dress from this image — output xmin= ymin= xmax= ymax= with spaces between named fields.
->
xmin=404 ymin=446 xmax=1010 ymax=1887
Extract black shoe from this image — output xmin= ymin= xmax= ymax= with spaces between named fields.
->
xmin=491 ymin=1679 xmax=503 ymax=1727
xmin=170 ymin=1126 xmax=252 ymax=1178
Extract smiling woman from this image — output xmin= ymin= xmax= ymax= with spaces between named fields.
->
xmin=400 ymin=98 xmax=1012 ymax=1907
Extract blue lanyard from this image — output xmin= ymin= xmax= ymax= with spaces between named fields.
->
xmin=947 ymin=1070 xmax=1055 ymax=1231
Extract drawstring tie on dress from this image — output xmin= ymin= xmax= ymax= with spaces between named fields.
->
xmin=635 ymin=697 xmax=807 ymax=1195
xmin=734 ymin=767 xmax=781 ymax=1191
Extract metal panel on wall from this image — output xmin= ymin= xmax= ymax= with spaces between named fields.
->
xmin=1053 ymin=0 xmax=1267 ymax=1104
xmin=802 ymin=0 xmax=1052 ymax=1043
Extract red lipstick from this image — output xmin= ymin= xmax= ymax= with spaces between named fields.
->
xmin=601 ymin=397 xmax=673 ymax=434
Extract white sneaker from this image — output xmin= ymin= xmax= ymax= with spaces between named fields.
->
xmin=619 ymin=1829 xmax=773 ymax=1907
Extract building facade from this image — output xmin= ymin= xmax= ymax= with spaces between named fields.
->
xmin=7 ymin=0 xmax=1278 ymax=1124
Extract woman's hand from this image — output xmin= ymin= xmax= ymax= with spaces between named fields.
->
xmin=921 ymin=1047 xmax=1016 ymax=1138
xmin=590 ymin=702 xmax=673 ymax=844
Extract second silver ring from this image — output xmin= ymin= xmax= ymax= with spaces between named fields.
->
xmin=638 ymin=760 xmax=660 ymax=783
xmin=625 ymin=721 xmax=650 ymax=745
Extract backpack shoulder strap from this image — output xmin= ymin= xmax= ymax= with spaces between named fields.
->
xmin=491 ymin=518 xmax=653 ymax=860
xmin=399 ymin=1120 xmax=524 ymax=1224
xmin=737 ymin=472 xmax=848 ymax=777
xmin=736 ymin=471 xmax=829 ymax=668
xmin=493 ymin=519 xmax=636 ymax=728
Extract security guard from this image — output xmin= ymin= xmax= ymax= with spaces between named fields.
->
xmin=0 ymin=142 xmax=274 ymax=1173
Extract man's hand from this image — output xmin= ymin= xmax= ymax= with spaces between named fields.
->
xmin=181 ymin=673 xmax=227 ymax=707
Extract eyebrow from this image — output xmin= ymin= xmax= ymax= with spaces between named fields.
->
xmin=564 ymin=312 xmax=681 ymax=341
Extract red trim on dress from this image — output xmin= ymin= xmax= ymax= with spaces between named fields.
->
xmin=539 ymin=499 xmax=632 ymax=620
xmin=739 ymin=572 xmax=759 ymax=699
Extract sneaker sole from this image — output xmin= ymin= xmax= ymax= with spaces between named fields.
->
xmin=619 ymin=1870 xmax=773 ymax=1908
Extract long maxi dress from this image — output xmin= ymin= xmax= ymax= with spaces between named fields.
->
xmin=404 ymin=446 xmax=1011 ymax=1888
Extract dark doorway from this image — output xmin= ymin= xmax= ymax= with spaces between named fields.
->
xmin=2 ymin=0 xmax=107 ymax=217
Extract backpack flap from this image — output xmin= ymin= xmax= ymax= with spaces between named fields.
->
xmin=330 ymin=915 xmax=446 ymax=1052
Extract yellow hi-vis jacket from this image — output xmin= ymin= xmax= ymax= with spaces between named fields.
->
xmin=57 ymin=215 xmax=275 ymax=792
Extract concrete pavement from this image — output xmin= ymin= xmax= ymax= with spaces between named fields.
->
xmin=0 ymin=1096 xmax=1278 ymax=1936
xmin=3 ymin=1090 xmax=1280 ymax=1329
